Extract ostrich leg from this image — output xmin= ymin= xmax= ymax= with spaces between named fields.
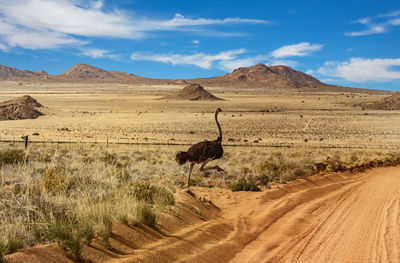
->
xmin=200 ymin=161 xmax=224 ymax=172
xmin=188 ymin=163 xmax=195 ymax=187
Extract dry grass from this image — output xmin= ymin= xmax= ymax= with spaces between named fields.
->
xmin=0 ymin=145 xmax=175 ymax=261
xmin=1 ymin=143 xmax=400 ymax=260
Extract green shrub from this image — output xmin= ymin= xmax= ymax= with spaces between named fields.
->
xmin=0 ymin=149 xmax=25 ymax=165
xmin=117 ymin=200 xmax=156 ymax=227
xmin=0 ymin=240 xmax=6 ymax=263
xmin=133 ymin=201 xmax=156 ymax=227
xmin=126 ymin=181 xmax=174 ymax=207
xmin=188 ymin=176 xmax=204 ymax=187
xmin=107 ymin=167 xmax=131 ymax=184
xmin=229 ymin=180 xmax=261 ymax=192
xmin=85 ymin=205 xmax=113 ymax=249
xmin=102 ymin=152 xmax=118 ymax=165
xmin=40 ymin=167 xmax=72 ymax=195
xmin=0 ymin=227 xmax=27 ymax=261
xmin=44 ymin=217 xmax=93 ymax=262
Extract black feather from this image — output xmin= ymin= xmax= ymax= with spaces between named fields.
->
xmin=176 ymin=151 xmax=189 ymax=165
xmin=187 ymin=140 xmax=223 ymax=163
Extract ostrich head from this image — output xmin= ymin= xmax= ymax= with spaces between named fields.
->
xmin=216 ymin=108 xmax=222 ymax=113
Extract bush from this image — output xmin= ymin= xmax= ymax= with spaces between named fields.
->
xmin=40 ymin=167 xmax=72 ymax=195
xmin=0 ymin=149 xmax=25 ymax=165
xmin=85 ymin=204 xmax=113 ymax=249
xmin=116 ymin=199 xmax=156 ymax=227
xmin=255 ymin=160 xmax=280 ymax=178
xmin=229 ymin=180 xmax=261 ymax=192
xmin=0 ymin=241 xmax=5 ymax=263
xmin=0 ymin=226 xmax=27 ymax=261
xmin=188 ymin=176 xmax=204 ymax=187
xmin=44 ymin=217 xmax=93 ymax=261
xmin=126 ymin=181 xmax=174 ymax=208
xmin=133 ymin=201 xmax=156 ymax=227
xmin=107 ymin=167 xmax=131 ymax=184
xmin=101 ymin=152 xmax=118 ymax=165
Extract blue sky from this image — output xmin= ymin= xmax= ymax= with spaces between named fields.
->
xmin=0 ymin=0 xmax=399 ymax=91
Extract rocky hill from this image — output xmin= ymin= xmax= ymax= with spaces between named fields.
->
xmin=57 ymin=63 xmax=152 ymax=83
xmin=0 ymin=65 xmax=49 ymax=80
xmin=162 ymin=84 xmax=223 ymax=100
xmin=189 ymin=64 xmax=345 ymax=91
xmin=358 ymin=92 xmax=400 ymax=110
xmin=0 ymin=63 xmax=376 ymax=92
xmin=0 ymin=95 xmax=44 ymax=121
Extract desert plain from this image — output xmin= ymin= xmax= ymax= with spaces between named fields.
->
xmin=1 ymin=80 xmax=400 ymax=263
xmin=0 ymin=81 xmax=398 ymax=148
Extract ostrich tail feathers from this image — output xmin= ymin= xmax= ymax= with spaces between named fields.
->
xmin=176 ymin=151 xmax=188 ymax=165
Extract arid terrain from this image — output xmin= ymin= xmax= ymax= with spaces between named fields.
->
xmin=0 ymin=81 xmax=397 ymax=148
xmin=1 ymin=69 xmax=399 ymax=263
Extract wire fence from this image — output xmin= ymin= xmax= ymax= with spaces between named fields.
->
xmin=0 ymin=135 xmax=399 ymax=150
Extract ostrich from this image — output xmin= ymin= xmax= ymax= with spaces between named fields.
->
xmin=176 ymin=108 xmax=224 ymax=187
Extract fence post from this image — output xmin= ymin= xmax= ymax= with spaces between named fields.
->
xmin=24 ymin=135 xmax=28 ymax=149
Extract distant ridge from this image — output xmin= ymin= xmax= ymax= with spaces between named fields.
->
xmin=57 ymin=63 xmax=150 ymax=83
xmin=162 ymin=84 xmax=223 ymax=101
xmin=0 ymin=64 xmax=48 ymax=80
xmin=358 ymin=92 xmax=400 ymax=110
xmin=190 ymin=63 xmax=342 ymax=91
xmin=0 ymin=63 xmax=379 ymax=92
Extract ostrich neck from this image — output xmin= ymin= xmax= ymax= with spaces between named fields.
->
xmin=215 ymin=111 xmax=222 ymax=141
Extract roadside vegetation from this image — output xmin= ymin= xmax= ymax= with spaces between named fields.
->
xmin=1 ymin=143 xmax=400 ymax=261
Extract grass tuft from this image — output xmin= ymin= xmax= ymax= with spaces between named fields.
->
xmin=0 ymin=149 xmax=25 ymax=165
xmin=229 ymin=180 xmax=261 ymax=192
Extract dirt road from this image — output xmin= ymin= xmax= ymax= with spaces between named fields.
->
xmin=131 ymin=167 xmax=400 ymax=263
xmin=7 ymin=167 xmax=400 ymax=263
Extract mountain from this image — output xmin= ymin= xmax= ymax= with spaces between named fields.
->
xmin=0 ymin=63 xmax=375 ymax=92
xmin=161 ymin=84 xmax=223 ymax=100
xmin=0 ymin=65 xmax=49 ymax=80
xmin=188 ymin=64 xmax=339 ymax=91
xmin=57 ymin=63 xmax=151 ymax=83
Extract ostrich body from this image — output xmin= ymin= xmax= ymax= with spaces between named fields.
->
xmin=176 ymin=108 xmax=224 ymax=187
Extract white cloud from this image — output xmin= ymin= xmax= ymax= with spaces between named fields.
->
xmin=388 ymin=18 xmax=400 ymax=26
xmin=0 ymin=0 xmax=269 ymax=50
xmin=0 ymin=42 xmax=9 ymax=51
xmin=305 ymin=69 xmax=314 ymax=75
xmin=271 ymin=42 xmax=323 ymax=58
xmin=91 ymin=0 xmax=103 ymax=10
xmin=0 ymin=18 xmax=86 ymax=50
xmin=131 ymin=49 xmax=247 ymax=69
xmin=157 ymin=13 xmax=267 ymax=28
xmin=346 ymin=10 xmax=400 ymax=36
xmin=377 ymin=10 xmax=400 ymax=18
xmin=192 ymin=40 xmax=200 ymax=44
xmin=131 ymin=43 xmax=315 ymax=72
xmin=80 ymin=48 xmax=119 ymax=59
xmin=317 ymin=57 xmax=400 ymax=82
xmin=345 ymin=25 xmax=386 ymax=36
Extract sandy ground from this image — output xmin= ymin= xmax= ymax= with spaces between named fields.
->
xmin=7 ymin=166 xmax=400 ymax=263
xmin=0 ymin=82 xmax=399 ymax=148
